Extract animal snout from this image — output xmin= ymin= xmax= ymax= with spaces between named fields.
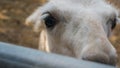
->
xmin=82 ymin=51 xmax=117 ymax=65
xmin=81 ymin=43 xmax=117 ymax=65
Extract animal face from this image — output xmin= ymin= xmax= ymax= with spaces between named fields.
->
xmin=26 ymin=0 xmax=120 ymax=65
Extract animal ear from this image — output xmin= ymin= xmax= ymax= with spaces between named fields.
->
xmin=25 ymin=7 xmax=46 ymax=33
xmin=117 ymin=17 xmax=120 ymax=24
xmin=25 ymin=6 xmax=50 ymax=52
xmin=25 ymin=7 xmax=42 ymax=26
xmin=38 ymin=28 xmax=50 ymax=52
xmin=117 ymin=10 xmax=120 ymax=24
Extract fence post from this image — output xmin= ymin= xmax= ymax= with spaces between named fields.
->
xmin=0 ymin=42 xmax=115 ymax=68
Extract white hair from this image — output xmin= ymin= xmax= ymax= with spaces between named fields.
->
xmin=26 ymin=0 xmax=120 ymax=65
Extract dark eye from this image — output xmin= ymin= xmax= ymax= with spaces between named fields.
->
xmin=43 ymin=13 xmax=57 ymax=28
xmin=111 ymin=18 xmax=116 ymax=29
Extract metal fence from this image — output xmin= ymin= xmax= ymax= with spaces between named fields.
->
xmin=0 ymin=42 xmax=115 ymax=68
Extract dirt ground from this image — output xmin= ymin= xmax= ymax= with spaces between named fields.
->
xmin=0 ymin=0 xmax=120 ymax=67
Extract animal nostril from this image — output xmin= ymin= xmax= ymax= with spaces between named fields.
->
xmin=109 ymin=54 xmax=117 ymax=65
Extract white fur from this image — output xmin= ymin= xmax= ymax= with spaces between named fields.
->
xmin=26 ymin=0 xmax=119 ymax=65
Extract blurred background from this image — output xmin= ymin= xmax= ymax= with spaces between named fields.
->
xmin=0 ymin=0 xmax=120 ymax=67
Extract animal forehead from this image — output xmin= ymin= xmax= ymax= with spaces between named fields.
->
xmin=48 ymin=0 xmax=111 ymax=9
xmin=43 ymin=0 xmax=116 ymax=17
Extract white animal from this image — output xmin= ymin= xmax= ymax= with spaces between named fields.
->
xmin=26 ymin=0 xmax=120 ymax=65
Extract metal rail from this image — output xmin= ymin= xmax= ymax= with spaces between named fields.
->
xmin=0 ymin=42 xmax=115 ymax=68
